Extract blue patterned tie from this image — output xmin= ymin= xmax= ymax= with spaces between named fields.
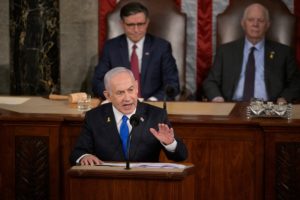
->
xmin=120 ymin=115 xmax=129 ymax=158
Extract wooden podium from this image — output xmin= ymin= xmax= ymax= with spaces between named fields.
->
xmin=65 ymin=163 xmax=195 ymax=200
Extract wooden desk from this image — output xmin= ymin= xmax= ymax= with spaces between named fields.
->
xmin=0 ymin=98 xmax=300 ymax=200
xmin=66 ymin=164 xmax=195 ymax=200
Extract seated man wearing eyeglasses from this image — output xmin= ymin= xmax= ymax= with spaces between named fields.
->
xmin=92 ymin=1 xmax=180 ymax=101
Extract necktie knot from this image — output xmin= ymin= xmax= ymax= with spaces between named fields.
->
xmin=132 ymin=44 xmax=137 ymax=50
xmin=122 ymin=115 xmax=128 ymax=123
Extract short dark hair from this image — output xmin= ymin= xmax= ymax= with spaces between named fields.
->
xmin=120 ymin=2 xmax=149 ymax=20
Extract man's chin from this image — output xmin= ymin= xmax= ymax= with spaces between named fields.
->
xmin=130 ymin=36 xmax=143 ymax=43
xmin=121 ymin=105 xmax=135 ymax=114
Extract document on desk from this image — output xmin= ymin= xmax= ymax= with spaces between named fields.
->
xmin=293 ymin=105 xmax=300 ymax=119
xmin=100 ymin=162 xmax=187 ymax=169
xmin=0 ymin=96 xmax=30 ymax=105
xmin=0 ymin=96 xmax=82 ymax=114
xmin=146 ymin=101 xmax=235 ymax=116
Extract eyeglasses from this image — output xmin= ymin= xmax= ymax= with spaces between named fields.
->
xmin=124 ymin=22 xmax=147 ymax=28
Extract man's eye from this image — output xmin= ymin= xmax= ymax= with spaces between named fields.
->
xmin=125 ymin=22 xmax=146 ymax=27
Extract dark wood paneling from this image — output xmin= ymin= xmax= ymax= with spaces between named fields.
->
xmin=264 ymin=126 xmax=300 ymax=200
xmin=171 ymin=122 xmax=264 ymax=200
xmin=1 ymin=103 xmax=300 ymax=200
xmin=15 ymin=136 xmax=49 ymax=200
xmin=66 ymin=165 xmax=195 ymax=200
xmin=0 ymin=121 xmax=61 ymax=200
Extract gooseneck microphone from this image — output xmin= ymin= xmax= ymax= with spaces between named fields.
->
xmin=125 ymin=114 xmax=141 ymax=169
xmin=129 ymin=114 xmax=140 ymax=127
xmin=163 ymin=85 xmax=176 ymax=110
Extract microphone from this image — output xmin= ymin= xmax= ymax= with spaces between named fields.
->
xmin=125 ymin=114 xmax=141 ymax=169
xmin=163 ymin=85 xmax=176 ymax=110
xmin=129 ymin=114 xmax=140 ymax=127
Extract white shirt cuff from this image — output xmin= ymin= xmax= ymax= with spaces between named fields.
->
xmin=161 ymin=140 xmax=177 ymax=152
xmin=147 ymin=96 xmax=158 ymax=101
xmin=76 ymin=153 xmax=91 ymax=164
xmin=212 ymin=96 xmax=224 ymax=102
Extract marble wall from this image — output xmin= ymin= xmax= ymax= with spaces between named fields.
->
xmin=0 ymin=0 xmax=98 ymax=95
xmin=60 ymin=0 xmax=98 ymax=95
xmin=0 ymin=0 xmax=10 ymax=94
xmin=10 ymin=0 xmax=60 ymax=95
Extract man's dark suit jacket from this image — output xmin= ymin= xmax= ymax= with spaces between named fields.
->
xmin=203 ymin=38 xmax=300 ymax=102
xmin=92 ymin=34 xmax=180 ymax=100
xmin=70 ymin=102 xmax=188 ymax=165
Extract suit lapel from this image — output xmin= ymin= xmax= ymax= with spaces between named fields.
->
xmin=140 ymin=35 xmax=151 ymax=86
xmin=129 ymin=102 xmax=148 ymax=160
xmin=231 ymin=39 xmax=246 ymax=95
xmin=264 ymin=40 xmax=275 ymax=97
xmin=102 ymin=104 xmax=125 ymax=160
xmin=119 ymin=35 xmax=131 ymax=68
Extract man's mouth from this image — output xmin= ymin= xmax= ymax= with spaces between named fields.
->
xmin=123 ymin=103 xmax=133 ymax=109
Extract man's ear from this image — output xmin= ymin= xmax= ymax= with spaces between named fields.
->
xmin=266 ymin=21 xmax=271 ymax=30
xmin=240 ymin=19 xmax=245 ymax=30
xmin=120 ymin=19 xmax=125 ymax=29
xmin=103 ymin=90 xmax=110 ymax=100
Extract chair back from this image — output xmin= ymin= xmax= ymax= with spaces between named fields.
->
xmin=107 ymin=0 xmax=187 ymax=98
xmin=216 ymin=0 xmax=295 ymax=47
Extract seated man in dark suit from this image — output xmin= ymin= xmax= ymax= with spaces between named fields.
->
xmin=203 ymin=3 xmax=300 ymax=103
xmin=92 ymin=1 xmax=180 ymax=101
xmin=70 ymin=67 xmax=187 ymax=166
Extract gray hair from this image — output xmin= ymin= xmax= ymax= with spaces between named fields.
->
xmin=104 ymin=67 xmax=135 ymax=92
xmin=242 ymin=3 xmax=270 ymax=22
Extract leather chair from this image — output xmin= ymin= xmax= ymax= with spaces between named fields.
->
xmin=216 ymin=0 xmax=296 ymax=47
xmin=106 ymin=0 xmax=188 ymax=99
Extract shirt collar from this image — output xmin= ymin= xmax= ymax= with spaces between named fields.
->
xmin=112 ymin=105 xmax=136 ymax=124
xmin=127 ymin=36 xmax=145 ymax=49
xmin=245 ymin=38 xmax=265 ymax=51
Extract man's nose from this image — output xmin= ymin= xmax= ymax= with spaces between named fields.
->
xmin=133 ymin=25 xmax=139 ymax=32
xmin=123 ymin=92 xmax=130 ymax=100
xmin=253 ymin=19 xmax=259 ymax=26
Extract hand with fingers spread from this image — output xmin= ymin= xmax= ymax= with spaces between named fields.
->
xmin=80 ymin=154 xmax=103 ymax=166
xmin=150 ymin=123 xmax=175 ymax=145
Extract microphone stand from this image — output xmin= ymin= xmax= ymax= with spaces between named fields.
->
xmin=163 ymin=95 xmax=167 ymax=110
xmin=125 ymin=134 xmax=132 ymax=170
xmin=163 ymin=85 xmax=176 ymax=111
xmin=125 ymin=114 xmax=140 ymax=170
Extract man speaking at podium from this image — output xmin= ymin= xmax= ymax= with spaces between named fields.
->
xmin=70 ymin=67 xmax=187 ymax=166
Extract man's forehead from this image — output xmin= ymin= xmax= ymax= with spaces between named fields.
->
xmin=123 ymin=12 xmax=147 ymax=21
xmin=111 ymin=77 xmax=134 ymax=89
xmin=114 ymin=84 xmax=134 ymax=92
xmin=246 ymin=6 xmax=266 ymax=16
